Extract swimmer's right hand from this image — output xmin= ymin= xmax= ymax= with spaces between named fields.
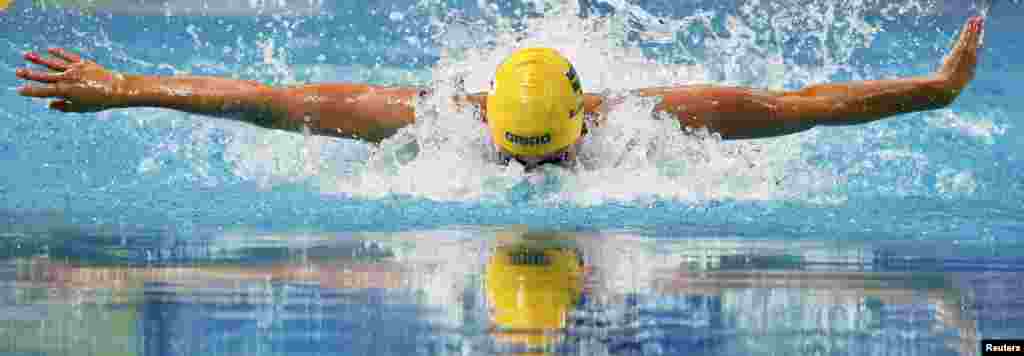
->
xmin=16 ymin=48 xmax=124 ymax=113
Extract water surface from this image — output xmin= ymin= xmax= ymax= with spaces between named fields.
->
xmin=1 ymin=0 xmax=1022 ymax=354
xmin=3 ymin=228 xmax=1021 ymax=355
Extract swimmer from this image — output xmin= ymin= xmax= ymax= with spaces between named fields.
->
xmin=15 ymin=17 xmax=984 ymax=171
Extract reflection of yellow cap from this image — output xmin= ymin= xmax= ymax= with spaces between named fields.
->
xmin=487 ymin=47 xmax=585 ymax=156
xmin=485 ymin=243 xmax=583 ymax=349
xmin=0 ymin=0 xmax=11 ymax=11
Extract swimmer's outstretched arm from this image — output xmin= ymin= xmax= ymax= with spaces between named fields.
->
xmin=16 ymin=49 xmax=422 ymax=142
xmin=630 ymin=16 xmax=984 ymax=140
xmin=17 ymin=16 xmax=981 ymax=143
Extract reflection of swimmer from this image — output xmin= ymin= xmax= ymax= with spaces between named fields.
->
xmin=7 ymin=233 xmax=990 ymax=356
xmin=15 ymin=17 xmax=984 ymax=172
xmin=484 ymin=238 xmax=584 ymax=351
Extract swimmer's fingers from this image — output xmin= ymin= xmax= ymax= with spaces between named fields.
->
xmin=17 ymin=83 xmax=62 ymax=98
xmin=48 ymin=100 xmax=72 ymax=112
xmin=23 ymin=51 xmax=70 ymax=72
xmin=938 ymin=16 xmax=983 ymax=83
xmin=969 ymin=16 xmax=984 ymax=37
xmin=954 ymin=17 xmax=983 ymax=53
xmin=17 ymin=86 xmax=101 ymax=113
xmin=47 ymin=99 xmax=97 ymax=112
xmin=15 ymin=68 xmax=64 ymax=83
xmin=47 ymin=99 xmax=101 ymax=113
xmin=47 ymin=48 xmax=83 ymax=64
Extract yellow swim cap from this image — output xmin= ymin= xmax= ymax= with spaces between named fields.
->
xmin=487 ymin=48 xmax=585 ymax=156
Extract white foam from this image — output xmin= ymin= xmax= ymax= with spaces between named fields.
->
xmin=936 ymin=168 xmax=978 ymax=197
xmin=925 ymin=109 xmax=1009 ymax=145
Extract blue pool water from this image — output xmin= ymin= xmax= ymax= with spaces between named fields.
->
xmin=0 ymin=0 xmax=1022 ymax=355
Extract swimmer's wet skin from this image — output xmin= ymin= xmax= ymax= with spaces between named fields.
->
xmin=16 ymin=17 xmax=984 ymax=171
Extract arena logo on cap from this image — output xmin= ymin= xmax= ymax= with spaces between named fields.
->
xmin=505 ymin=132 xmax=551 ymax=146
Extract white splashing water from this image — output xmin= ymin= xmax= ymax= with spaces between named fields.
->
xmin=925 ymin=109 xmax=1009 ymax=145
xmin=311 ymin=1 xmax=847 ymax=204
xmin=130 ymin=0 xmax=996 ymax=205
